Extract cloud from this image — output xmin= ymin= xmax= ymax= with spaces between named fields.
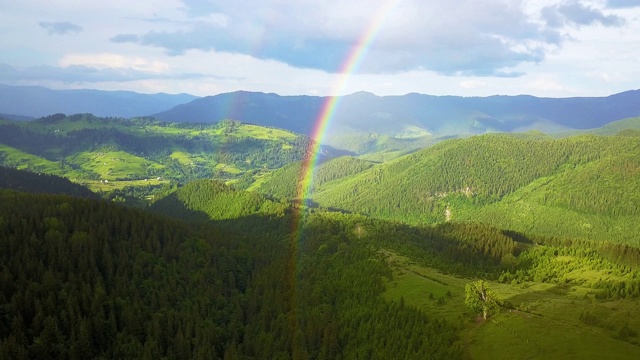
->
xmin=542 ymin=1 xmax=626 ymax=28
xmin=180 ymin=0 xmax=221 ymax=17
xmin=111 ymin=34 xmax=140 ymax=43
xmin=606 ymin=0 xmax=640 ymax=8
xmin=38 ymin=21 xmax=83 ymax=35
xmin=0 ymin=63 xmax=219 ymax=83
xmin=59 ymin=53 xmax=171 ymax=73
xmin=110 ymin=0 xmax=573 ymax=77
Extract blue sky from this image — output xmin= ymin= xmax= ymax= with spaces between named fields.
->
xmin=1 ymin=0 xmax=639 ymax=97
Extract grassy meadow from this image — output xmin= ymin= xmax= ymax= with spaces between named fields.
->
xmin=382 ymin=251 xmax=640 ymax=359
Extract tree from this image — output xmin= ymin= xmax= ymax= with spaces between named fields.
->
xmin=465 ymin=280 xmax=499 ymax=320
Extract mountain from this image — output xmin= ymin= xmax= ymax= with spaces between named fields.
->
xmin=253 ymin=130 xmax=640 ymax=245
xmin=0 ymin=186 xmax=466 ymax=359
xmin=558 ymin=116 xmax=640 ymax=137
xmin=0 ymin=113 xmax=33 ymax=121
xmin=153 ymin=89 xmax=640 ymax=152
xmin=153 ymin=90 xmax=322 ymax=134
xmin=0 ymin=83 xmax=198 ymax=118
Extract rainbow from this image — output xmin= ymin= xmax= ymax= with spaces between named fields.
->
xmin=294 ymin=0 xmax=400 ymax=205
xmin=283 ymin=1 xmax=400 ymax=345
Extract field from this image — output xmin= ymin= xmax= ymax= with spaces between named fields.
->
xmin=382 ymin=251 xmax=640 ymax=359
xmin=169 ymin=151 xmax=209 ymax=167
xmin=0 ymin=145 xmax=64 ymax=175
xmin=69 ymin=150 xmax=165 ymax=181
xmin=0 ymin=116 xmax=309 ymax=201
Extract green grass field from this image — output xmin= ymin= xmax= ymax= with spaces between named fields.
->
xmin=214 ymin=163 xmax=242 ymax=175
xmin=0 ymin=145 xmax=62 ymax=174
xmin=382 ymin=251 xmax=640 ymax=359
xmin=245 ymin=171 xmax=274 ymax=191
xmin=69 ymin=150 xmax=165 ymax=181
xmin=236 ymin=124 xmax=297 ymax=140
xmin=169 ymin=151 xmax=209 ymax=167
xmin=0 ymin=144 xmax=88 ymax=179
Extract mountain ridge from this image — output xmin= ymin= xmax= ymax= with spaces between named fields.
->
xmin=153 ymin=89 xmax=640 ymax=152
xmin=0 ymin=83 xmax=198 ymax=118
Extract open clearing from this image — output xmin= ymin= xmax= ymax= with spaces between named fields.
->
xmin=382 ymin=251 xmax=640 ymax=359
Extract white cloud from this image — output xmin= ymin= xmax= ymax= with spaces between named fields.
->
xmin=110 ymin=0 xmax=565 ymax=75
xmin=60 ymin=53 xmax=170 ymax=73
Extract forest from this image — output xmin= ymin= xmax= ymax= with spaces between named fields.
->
xmin=1 ymin=114 xmax=640 ymax=358
xmin=0 ymin=188 xmax=465 ymax=359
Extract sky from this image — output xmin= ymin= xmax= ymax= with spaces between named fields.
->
xmin=1 ymin=0 xmax=639 ymax=98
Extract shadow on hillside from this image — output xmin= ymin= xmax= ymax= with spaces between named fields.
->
xmin=501 ymin=229 xmax=534 ymax=244
xmin=503 ymin=283 xmax=575 ymax=315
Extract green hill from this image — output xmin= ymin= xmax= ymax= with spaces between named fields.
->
xmin=132 ymin=180 xmax=640 ymax=358
xmin=150 ymin=179 xmax=288 ymax=221
xmin=306 ymin=133 xmax=640 ymax=244
xmin=254 ymin=155 xmax=377 ymax=199
xmin=0 ymin=188 xmax=466 ymax=359
xmin=324 ymin=131 xmax=443 ymax=156
xmin=4 ymin=167 xmax=640 ymax=358
xmin=0 ymin=115 xmax=314 ymax=201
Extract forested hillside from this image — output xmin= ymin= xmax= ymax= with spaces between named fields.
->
xmin=0 ymin=189 xmax=467 ymax=359
xmin=113 ymin=175 xmax=640 ymax=358
xmin=0 ymin=166 xmax=97 ymax=198
xmin=2 ymin=108 xmax=640 ymax=358
xmin=254 ymin=156 xmax=376 ymax=199
xmin=257 ymin=132 xmax=640 ymax=245
xmin=150 ymin=179 xmax=288 ymax=221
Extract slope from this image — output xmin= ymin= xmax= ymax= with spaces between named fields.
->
xmin=146 ymin=176 xmax=640 ymax=358
xmin=310 ymin=133 xmax=640 ymax=244
xmin=150 ymin=179 xmax=288 ymax=221
xmin=0 ymin=166 xmax=97 ymax=198
xmin=0 ymin=188 xmax=464 ymax=359
xmin=254 ymin=155 xmax=377 ymax=199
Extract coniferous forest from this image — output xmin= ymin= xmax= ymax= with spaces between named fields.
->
xmin=2 ymin=115 xmax=640 ymax=359
xmin=0 ymin=189 xmax=463 ymax=359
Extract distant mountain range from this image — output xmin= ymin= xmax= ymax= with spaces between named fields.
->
xmin=3 ymin=83 xmax=640 ymax=153
xmin=154 ymin=90 xmax=640 ymax=138
xmin=0 ymin=83 xmax=197 ymax=118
